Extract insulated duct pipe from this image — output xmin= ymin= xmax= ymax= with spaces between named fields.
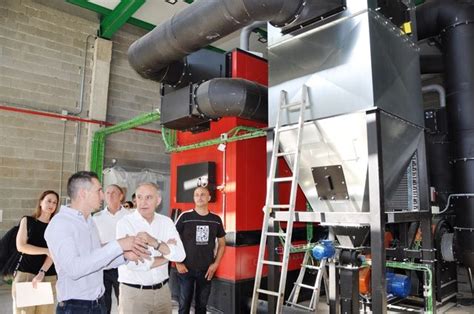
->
xmin=417 ymin=0 xmax=474 ymax=269
xmin=195 ymin=78 xmax=267 ymax=122
xmin=128 ymin=0 xmax=304 ymax=83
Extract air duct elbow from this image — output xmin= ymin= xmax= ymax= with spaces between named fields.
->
xmin=416 ymin=0 xmax=474 ymax=40
xmin=195 ymin=78 xmax=267 ymax=122
xmin=128 ymin=0 xmax=304 ymax=82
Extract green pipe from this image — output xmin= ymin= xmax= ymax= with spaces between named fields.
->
xmin=90 ymin=110 xmax=160 ymax=181
xmin=161 ymin=127 xmax=177 ymax=151
xmin=386 ymin=261 xmax=434 ymax=313
xmin=162 ymin=126 xmax=267 ymax=153
xmin=306 ymin=202 xmax=314 ymax=243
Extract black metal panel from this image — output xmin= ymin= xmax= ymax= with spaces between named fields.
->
xmin=424 ymin=108 xmax=449 ymax=135
xmin=280 ymin=1 xmax=346 ymax=35
xmin=160 ymin=84 xmax=212 ymax=132
xmin=160 ymin=49 xmax=227 ymax=132
xmin=340 ymin=268 xmax=359 ymax=314
xmin=377 ymin=0 xmax=410 ymax=28
xmin=436 ymin=262 xmax=457 ymax=302
xmin=176 ymin=162 xmax=216 ymax=203
xmin=312 ymin=165 xmax=349 ymax=200
xmin=184 ymin=49 xmax=227 ymax=85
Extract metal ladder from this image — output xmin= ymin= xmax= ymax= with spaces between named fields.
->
xmin=250 ymin=85 xmax=308 ymax=314
xmin=286 ymin=251 xmax=329 ymax=312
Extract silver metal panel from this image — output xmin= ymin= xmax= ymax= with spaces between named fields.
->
xmin=277 ymin=111 xmax=424 ymax=217
xmin=268 ymin=11 xmax=423 ymax=128
xmin=278 ymin=112 xmax=369 ymax=213
xmin=268 ymin=11 xmax=374 ymax=127
xmin=380 ymin=112 xmax=424 ymax=207
xmin=370 ymin=14 xmax=424 ymax=127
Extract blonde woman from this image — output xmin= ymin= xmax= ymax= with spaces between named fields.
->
xmin=12 ymin=190 xmax=59 ymax=314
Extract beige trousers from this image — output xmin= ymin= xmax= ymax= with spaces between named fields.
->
xmin=12 ymin=271 xmax=57 ymax=314
xmin=119 ymin=283 xmax=172 ymax=314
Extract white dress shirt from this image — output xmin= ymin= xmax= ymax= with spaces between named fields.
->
xmin=116 ymin=211 xmax=186 ymax=285
xmin=45 ymin=205 xmax=125 ymax=302
xmin=93 ymin=206 xmax=130 ymax=244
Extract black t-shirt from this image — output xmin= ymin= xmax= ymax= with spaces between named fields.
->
xmin=176 ymin=209 xmax=226 ymax=271
xmin=18 ymin=216 xmax=56 ymax=276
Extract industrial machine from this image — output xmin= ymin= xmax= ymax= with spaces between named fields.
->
xmin=127 ymin=0 xmax=474 ymax=312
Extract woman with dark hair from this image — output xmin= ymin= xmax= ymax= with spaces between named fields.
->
xmin=12 ymin=190 xmax=59 ymax=314
xmin=122 ymin=201 xmax=134 ymax=211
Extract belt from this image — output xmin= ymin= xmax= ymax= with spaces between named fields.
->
xmin=60 ymin=295 xmax=104 ymax=306
xmin=122 ymin=279 xmax=168 ymax=290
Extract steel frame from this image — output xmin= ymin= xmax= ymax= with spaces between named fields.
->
xmin=268 ymin=108 xmax=435 ymax=313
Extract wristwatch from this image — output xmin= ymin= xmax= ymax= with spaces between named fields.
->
xmin=39 ymin=269 xmax=46 ymax=274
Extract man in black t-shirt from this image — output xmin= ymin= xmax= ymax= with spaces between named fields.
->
xmin=175 ymin=187 xmax=226 ymax=314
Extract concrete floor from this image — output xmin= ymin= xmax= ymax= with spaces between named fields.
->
xmin=1 ymin=280 xmax=473 ymax=313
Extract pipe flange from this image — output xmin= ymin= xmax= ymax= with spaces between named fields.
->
xmin=441 ymin=20 xmax=474 ymax=34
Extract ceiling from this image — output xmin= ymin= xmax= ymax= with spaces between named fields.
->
xmin=65 ymin=0 xmax=268 ymax=54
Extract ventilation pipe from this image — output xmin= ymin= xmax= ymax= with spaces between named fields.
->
xmin=240 ymin=21 xmax=267 ymax=51
xmin=128 ymin=0 xmax=305 ymax=83
xmin=422 ymin=84 xmax=446 ymax=108
xmin=417 ymin=0 xmax=474 ymax=269
xmin=195 ymin=78 xmax=267 ymax=122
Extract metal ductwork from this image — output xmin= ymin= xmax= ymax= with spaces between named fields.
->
xmin=195 ymin=78 xmax=267 ymax=122
xmin=128 ymin=0 xmax=304 ymax=83
xmin=417 ymin=0 xmax=474 ymax=269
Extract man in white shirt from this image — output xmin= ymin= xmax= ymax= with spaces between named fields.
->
xmin=93 ymin=184 xmax=130 ymax=314
xmin=116 ymin=182 xmax=186 ymax=314
xmin=45 ymin=171 xmax=150 ymax=314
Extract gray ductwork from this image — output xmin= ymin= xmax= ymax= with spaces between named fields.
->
xmin=128 ymin=0 xmax=304 ymax=83
xmin=195 ymin=78 xmax=267 ymax=122
xmin=417 ymin=0 xmax=474 ymax=269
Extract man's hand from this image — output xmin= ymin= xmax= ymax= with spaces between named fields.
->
xmin=156 ymin=238 xmax=178 ymax=256
xmin=32 ymin=272 xmax=44 ymax=289
xmin=176 ymin=262 xmax=188 ymax=274
xmin=124 ymin=251 xmax=149 ymax=264
xmin=205 ymin=262 xmax=219 ymax=280
xmin=136 ymin=232 xmax=157 ymax=246
xmin=151 ymin=257 xmax=168 ymax=269
xmin=118 ymin=235 xmax=150 ymax=259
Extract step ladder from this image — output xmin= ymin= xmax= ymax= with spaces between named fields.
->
xmin=286 ymin=251 xmax=329 ymax=312
xmin=250 ymin=85 xmax=308 ymax=314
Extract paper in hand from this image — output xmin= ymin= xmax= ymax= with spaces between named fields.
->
xmin=15 ymin=282 xmax=54 ymax=308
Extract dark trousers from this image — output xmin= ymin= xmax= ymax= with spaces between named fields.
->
xmin=56 ymin=296 xmax=106 ymax=314
xmin=177 ymin=269 xmax=211 ymax=314
xmin=103 ymin=268 xmax=119 ymax=314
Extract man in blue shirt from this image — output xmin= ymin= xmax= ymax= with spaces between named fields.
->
xmin=45 ymin=171 xmax=150 ymax=314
